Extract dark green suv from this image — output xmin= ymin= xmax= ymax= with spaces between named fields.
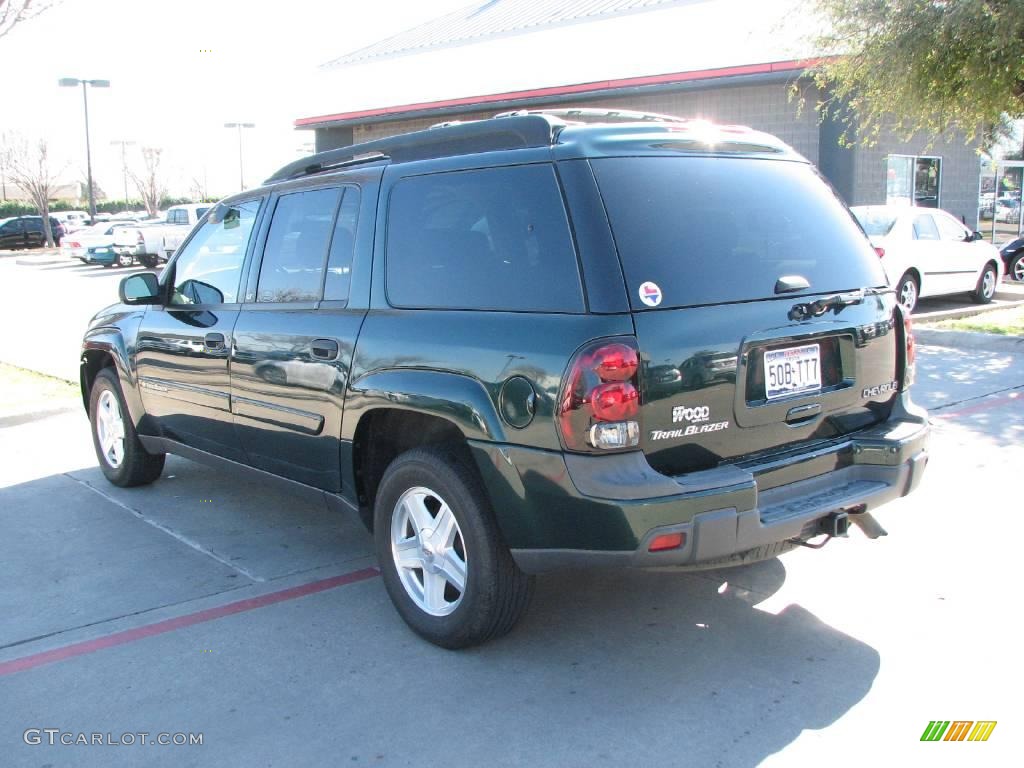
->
xmin=80 ymin=111 xmax=929 ymax=648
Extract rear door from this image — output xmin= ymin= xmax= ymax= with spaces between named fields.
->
xmin=230 ymin=174 xmax=374 ymax=490
xmin=591 ymin=156 xmax=900 ymax=478
xmin=0 ymin=219 xmax=25 ymax=249
xmin=908 ymin=212 xmax=957 ymax=296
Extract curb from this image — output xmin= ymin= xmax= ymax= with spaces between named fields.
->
xmin=913 ymin=298 xmax=1024 ymax=323
xmin=14 ymin=257 xmax=65 ymax=266
xmin=914 ymin=328 xmax=1024 ymax=354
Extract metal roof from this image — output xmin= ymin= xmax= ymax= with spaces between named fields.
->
xmin=322 ymin=0 xmax=691 ymax=68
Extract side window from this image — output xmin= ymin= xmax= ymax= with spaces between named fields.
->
xmin=169 ymin=199 xmax=260 ymax=305
xmin=935 ymin=213 xmax=967 ymax=242
xmin=256 ymin=187 xmax=341 ymax=303
xmin=386 ymin=165 xmax=583 ymax=312
xmin=912 ymin=214 xmax=940 ymax=241
xmin=323 ymin=187 xmax=360 ymax=302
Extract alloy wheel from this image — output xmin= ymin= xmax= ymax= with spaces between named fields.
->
xmin=391 ymin=486 xmax=467 ymax=617
xmin=95 ymin=389 xmax=126 ymax=468
xmin=899 ymin=279 xmax=917 ymax=313
xmin=981 ymin=269 xmax=996 ymax=299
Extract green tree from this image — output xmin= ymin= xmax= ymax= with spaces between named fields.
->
xmin=809 ymin=0 xmax=1024 ymax=146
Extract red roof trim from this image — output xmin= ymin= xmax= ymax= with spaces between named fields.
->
xmin=295 ymin=58 xmax=825 ymax=127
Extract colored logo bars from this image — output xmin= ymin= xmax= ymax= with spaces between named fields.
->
xmin=921 ymin=721 xmax=997 ymax=742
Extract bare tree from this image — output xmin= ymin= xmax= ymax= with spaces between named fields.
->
xmin=2 ymin=135 xmax=60 ymax=246
xmin=0 ymin=0 xmax=58 ymax=40
xmin=129 ymin=147 xmax=165 ymax=217
xmin=188 ymin=175 xmax=207 ymax=203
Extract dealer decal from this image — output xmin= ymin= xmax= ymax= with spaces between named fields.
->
xmin=638 ymin=281 xmax=662 ymax=307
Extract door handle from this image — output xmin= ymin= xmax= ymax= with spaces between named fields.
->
xmin=204 ymin=332 xmax=226 ymax=350
xmin=311 ymin=338 xmax=339 ymax=360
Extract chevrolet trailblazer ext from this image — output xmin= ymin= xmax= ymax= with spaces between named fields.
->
xmin=80 ymin=111 xmax=929 ymax=648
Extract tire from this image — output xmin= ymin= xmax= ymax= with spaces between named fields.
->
xmin=374 ymin=446 xmax=534 ymax=649
xmin=89 ymin=368 xmax=165 ymax=487
xmin=138 ymin=254 xmax=158 ymax=269
xmin=971 ymin=264 xmax=997 ymax=304
xmin=896 ymin=272 xmax=918 ymax=314
xmin=1011 ymin=254 xmax=1024 ymax=283
xmin=116 ymin=252 xmax=135 ymax=268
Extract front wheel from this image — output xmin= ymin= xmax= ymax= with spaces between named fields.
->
xmin=896 ymin=273 xmax=918 ymax=314
xmin=116 ymin=252 xmax=135 ymax=268
xmin=1011 ymin=255 xmax=1024 ymax=283
xmin=89 ymin=368 xmax=165 ymax=487
xmin=138 ymin=254 xmax=158 ymax=269
xmin=971 ymin=264 xmax=997 ymax=304
xmin=374 ymin=446 xmax=534 ymax=649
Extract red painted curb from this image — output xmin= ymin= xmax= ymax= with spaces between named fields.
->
xmin=0 ymin=567 xmax=380 ymax=677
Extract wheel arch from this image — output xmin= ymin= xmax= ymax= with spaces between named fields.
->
xmin=80 ymin=332 xmax=146 ymax=429
xmin=345 ymin=369 xmax=508 ymax=531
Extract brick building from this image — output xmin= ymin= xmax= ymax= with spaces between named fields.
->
xmin=295 ymin=0 xmax=981 ymax=227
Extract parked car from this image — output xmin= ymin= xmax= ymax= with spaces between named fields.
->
xmin=54 ymin=210 xmax=91 ymax=233
xmin=851 ymin=205 xmax=1003 ymax=312
xmin=0 ymin=215 xmax=65 ymax=249
xmin=995 ymin=198 xmax=1021 ymax=224
xmin=112 ymin=204 xmax=211 ymax=268
xmin=1000 ymin=237 xmax=1024 ymax=282
xmin=61 ymin=220 xmax=139 ymax=266
xmin=82 ymin=112 xmax=929 ymax=648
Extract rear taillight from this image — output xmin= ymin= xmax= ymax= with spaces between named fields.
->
xmin=136 ymin=232 xmax=144 ymax=245
xmin=874 ymin=247 xmax=885 ymax=258
xmin=558 ymin=340 xmax=641 ymax=452
xmin=68 ymin=241 xmax=81 ymax=248
xmin=903 ymin=315 xmax=916 ymax=387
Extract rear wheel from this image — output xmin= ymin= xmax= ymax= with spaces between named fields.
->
xmin=971 ymin=264 xmax=997 ymax=304
xmin=896 ymin=272 xmax=918 ymax=314
xmin=89 ymin=368 xmax=165 ymax=487
xmin=374 ymin=446 xmax=534 ymax=649
xmin=138 ymin=254 xmax=158 ymax=269
xmin=116 ymin=252 xmax=135 ymax=268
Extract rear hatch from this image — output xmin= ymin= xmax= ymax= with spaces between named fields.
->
xmin=591 ymin=156 xmax=901 ymax=478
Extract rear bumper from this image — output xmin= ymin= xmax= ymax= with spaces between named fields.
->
xmin=470 ymin=394 xmax=928 ymax=573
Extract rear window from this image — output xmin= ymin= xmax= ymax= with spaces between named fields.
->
xmin=386 ymin=165 xmax=584 ymax=312
xmin=852 ymin=208 xmax=897 ymax=236
xmin=592 ymin=157 xmax=886 ymax=309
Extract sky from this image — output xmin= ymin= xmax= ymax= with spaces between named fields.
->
xmin=0 ymin=0 xmax=470 ymax=199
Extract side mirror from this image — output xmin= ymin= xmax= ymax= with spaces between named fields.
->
xmin=972 ymin=231 xmax=984 ymax=241
xmin=119 ymin=272 xmax=161 ymax=305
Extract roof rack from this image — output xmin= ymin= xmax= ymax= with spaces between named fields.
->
xmin=265 ymin=114 xmax=563 ymax=184
xmin=493 ymin=107 xmax=687 ymax=124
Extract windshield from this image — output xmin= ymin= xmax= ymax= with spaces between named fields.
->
xmin=592 ymin=157 xmax=886 ymax=309
xmin=852 ymin=208 xmax=898 ymax=237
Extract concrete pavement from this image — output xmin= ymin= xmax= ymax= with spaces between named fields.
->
xmin=0 ymin=263 xmax=1021 ymax=766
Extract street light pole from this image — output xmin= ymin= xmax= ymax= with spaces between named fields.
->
xmin=110 ymin=139 xmax=135 ymax=211
xmin=59 ymin=78 xmax=110 ymax=222
xmin=224 ymin=122 xmax=255 ymax=190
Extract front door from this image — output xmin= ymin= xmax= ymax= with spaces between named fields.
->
xmin=135 ymin=198 xmax=262 ymax=461
xmin=231 ymin=183 xmax=368 ymax=490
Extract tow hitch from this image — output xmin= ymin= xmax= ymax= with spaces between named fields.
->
xmin=789 ymin=510 xmax=856 ymax=550
xmin=819 ymin=511 xmax=849 ymax=538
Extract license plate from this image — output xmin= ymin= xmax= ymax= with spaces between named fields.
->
xmin=764 ymin=344 xmax=821 ymax=400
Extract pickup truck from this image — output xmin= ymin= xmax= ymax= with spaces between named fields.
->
xmin=112 ymin=204 xmax=210 ymax=267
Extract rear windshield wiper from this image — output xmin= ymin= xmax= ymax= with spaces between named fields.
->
xmin=788 ymin=288 xmax=882 ymax=321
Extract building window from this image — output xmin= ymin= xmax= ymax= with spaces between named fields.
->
xmin=886 ymin=155 xmax=941 ymax=208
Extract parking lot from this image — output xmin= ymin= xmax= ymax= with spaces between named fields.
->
xmin=1 ymin=253 xmax=1021 ymax=766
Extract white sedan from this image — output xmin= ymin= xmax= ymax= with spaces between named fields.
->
xmin=60 ymin=220 xmax=138 ymax=264
xmin=851 ymin=205 xmax=1004 ymax=312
